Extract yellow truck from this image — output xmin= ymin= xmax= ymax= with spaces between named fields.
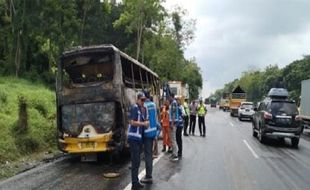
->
xmin=229 ymin=86 xmax=246 ymax=117
xmin=219 ymin=92 xmax=230 ymax=111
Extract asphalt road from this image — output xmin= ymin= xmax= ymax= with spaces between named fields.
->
xmin=1 ymin=106 xmax=310 ymax=190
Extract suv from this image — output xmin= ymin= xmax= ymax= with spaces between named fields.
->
xmin=252 ymin=88 xmax=303 ymax=148
xmin=238 ymin=102 xmax=255 ymax=121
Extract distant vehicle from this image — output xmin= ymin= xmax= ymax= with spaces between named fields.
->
xmin=252 ymin=88 xmax=302 ymax=148
xmin=237 ymin=102 xmax=255 ymax=121
xmin=229 ymin=86 xmax=246 ymax=116
xmin=220 ymin=99 xmax=229 ymax=111
xmin=210 ymin=97 xmax=217 ymax=108
xmin=55 ymin=45 xmax=160 ymax=159
xmin=219 ymin=92 xmax=230 ymax=111
xmin=300 ymin=79 xmax=310 ymax=129
xmin=168 ymin=81 xmax=189 ymax=103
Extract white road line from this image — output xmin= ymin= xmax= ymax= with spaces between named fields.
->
xmin=229 ymin=122 xmax=234 ymax=127
xmin=123 ymin=153 xmax=164 ymax=190
xmin=243 ymin=139 xmax=259 ymax=159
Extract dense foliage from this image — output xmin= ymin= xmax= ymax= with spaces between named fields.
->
xmin=213 ymin=57 xmax=310 ymax=103
xmin=0 ymin=0 xmax=202 ymax=99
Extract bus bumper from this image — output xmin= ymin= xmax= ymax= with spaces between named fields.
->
xmin=58 ymin=132 xmax=114 ymax=153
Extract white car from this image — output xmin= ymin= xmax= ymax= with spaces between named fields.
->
xmin=238 ymin=102 xmax=255 ymax=121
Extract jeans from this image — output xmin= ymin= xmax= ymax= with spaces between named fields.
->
xmin=198 ymin=116 xmax=206 ymax=135
xmin=143 ymin=137 xmax=154 ymax=178
xmin=129 ymin=140 xmax=142 ymax=184
xmin=176 ymin=127 xmax=183 ymax=156
xmin=170 ymin=124 xmax=178 ymax=156
xmin=189 ymin=115 xmax=196 ymax=134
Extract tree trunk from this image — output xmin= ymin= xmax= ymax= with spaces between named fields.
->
xmin=80 ymin=2 xmax=89 ymax=45
xmin=18 ymin=96 xmax=28 ymax=131
xmin=15 ymin=31 xmax=21 ymax=78
xmin=136 ymin=15 xmax=144 ymax=62
xmin=136 ymin=29 xmax=140 ymax=61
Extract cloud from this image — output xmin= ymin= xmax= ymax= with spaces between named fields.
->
xmin=165 ymin=0 xmax=310 ymax=97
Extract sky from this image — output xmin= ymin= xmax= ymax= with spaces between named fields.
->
xmin=164 ymin=0 xmax=310 ymax=98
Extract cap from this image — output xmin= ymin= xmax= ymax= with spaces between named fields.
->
xmin=144 ymin=90 xmax=150 ymax=99
xmin=137 ymin=92 xmax=146 ymax=100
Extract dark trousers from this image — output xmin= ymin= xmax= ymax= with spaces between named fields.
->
xmin=183 ymin=115 xmax=189 ymax=134
xmin=198 ymin=116 xmax=206 ymax=135
xmin=129 ymin=140 xmax=142 ymax=184
xmin=176 ymin=127 xmax=183 ymax=156
xmin=143 ymin=138 xmax=153 ymax=178
xmin=189 ymin=115 xmax=196 ymax=134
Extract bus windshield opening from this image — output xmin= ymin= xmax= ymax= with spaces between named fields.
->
xmin=63 ymin=54 xmax=114 ymax=84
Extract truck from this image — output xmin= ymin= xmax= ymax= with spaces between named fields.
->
xmin=229 ymin=86 xmax=246 ymax=117
xmin=168 ymin=81 xmax=189 ymax=103
xmin=219 ymin=92 xmax=230 ymax=111
xmin=210 ymin=97 xmax=217 ymax=108
xmin=300 ymin=79 xmax=310 ymax=129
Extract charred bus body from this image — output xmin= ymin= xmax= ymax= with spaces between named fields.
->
xmin=56 ymin=45 xmax=160 ymax=155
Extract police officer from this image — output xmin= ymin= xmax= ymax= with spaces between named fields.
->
xmin=176 ymin=98 xmax=185 ymax=158
xmin=183 ymin=98 xmax=190 ymax=136
xmin=197 ymin=99 xmax=207 ymax=137
xmin=128 ymin=92 xmax=149 ymax=190
xmin=189 ymin=100 xmax=197 ymax=135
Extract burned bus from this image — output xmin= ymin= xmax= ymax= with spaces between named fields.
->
xmin=56 ymin=45 xmax=160 ymax=157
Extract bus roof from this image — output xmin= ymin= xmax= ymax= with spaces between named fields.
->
xmin=61 ymin=44 xmax=159 ymax=79
xmin=119 ymin=51 xmax=159 ymax=79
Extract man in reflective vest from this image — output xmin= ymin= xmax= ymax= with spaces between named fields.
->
xmin=140 ymin=92 xmax=157 ymax=184
xmin=197 ymin=99 xmax=207 ymax=137
xmin=128 ymin=92 xmax=149 ymax=190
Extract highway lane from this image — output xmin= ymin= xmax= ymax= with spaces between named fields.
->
xmin=147 ymin=106 xmax=310 ymax=190
xmin=1 ymin=106 xmax=310 ymax=190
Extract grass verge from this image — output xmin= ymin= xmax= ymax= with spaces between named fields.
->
xmin=0 ymin=76 xmax=58 ymax=180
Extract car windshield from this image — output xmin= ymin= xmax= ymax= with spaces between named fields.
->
xmin=268 ymin=101 xmax=298 ymax=115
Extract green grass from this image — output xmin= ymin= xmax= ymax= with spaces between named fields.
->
xmin=0 ymin=76 xmax=57 ymax=170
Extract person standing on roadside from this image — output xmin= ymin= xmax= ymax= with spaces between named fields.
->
xmin=169 ymin=93 xmax=179 ymax=161
xmin=161 ymin=100 xmax=171 ymax=152
xmin=140 ymin=92 xmax=157 ymax=184
xmin=128 ymin=92 xmax=149 ymax=190
xmin=176 ymin=98 xmax=185 ymax=158
xmin=197 ymin=99 xmax=207 ymax=137
xmin=189 ymin=100 xmax=197 ymax=135
xmin=183 ymin=98 xmax=190 ymax=136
